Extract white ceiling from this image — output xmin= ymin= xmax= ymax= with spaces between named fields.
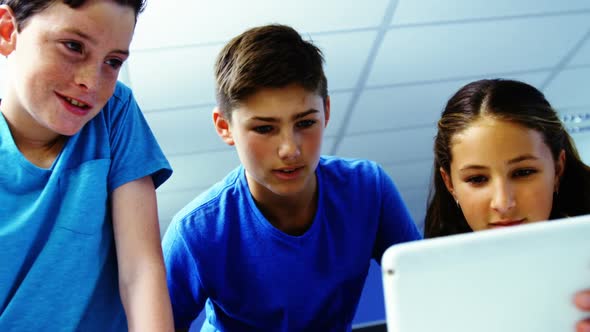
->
xmin=1 ymin=0 xmax=589 ymax=235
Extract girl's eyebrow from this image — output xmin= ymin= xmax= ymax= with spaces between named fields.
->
xmin=293 ymin=109 xmax=319 ymax=120
xmin=507 ymin=154 xmax=538 ymax=164
xmin=459 ymin=155 xmax=539 ymax=172
xmin=459 ymin=164 xmax=487 ymax=172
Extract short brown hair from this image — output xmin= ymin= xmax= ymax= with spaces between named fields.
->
xmin=214 ymin=24 xmax=328 ymax=119
xmin=1 ymin=0 xmax=146 ymax=31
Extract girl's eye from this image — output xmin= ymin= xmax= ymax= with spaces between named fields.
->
xmin=64 ymin=41 xmax=83 ymax=53
xmin=105 ymin=58 xmax=123 ymax=70
xmin=253 ymin=125 xmax=273 ymax=134
xmin=513 ymin=169 xmax=537 ymax=178
xmin=296 ymin=119 xmax=316 ymax=128
xmin=466 ymin=175 xmax=487 ymax=185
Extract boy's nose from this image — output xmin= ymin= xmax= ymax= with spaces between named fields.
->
xmin=278 ymin=133 xmax=301 ymax=161
xmin=75 ymin=64 xmax=101 ymax=92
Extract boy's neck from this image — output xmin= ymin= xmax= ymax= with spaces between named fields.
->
xmin=1 ymin=104 xmax=66 ymax=168
xmin=250 ymin=177 xmax=319 ymax=236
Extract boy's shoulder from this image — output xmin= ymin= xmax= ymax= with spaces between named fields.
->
xmin=164 ymin=166 xmax=246 ymax=248
xmin=318 ymin=156 xmax=391 ymax=195
xmin=319 ymin=155 xmax=382 ymax=177
xmin=102 ymin=81 xmax=133 ymax=106
xmin=171 ymin=166 xmax=243 ymax=225
xmin=98 ymin=81 xmax=135 ymax=118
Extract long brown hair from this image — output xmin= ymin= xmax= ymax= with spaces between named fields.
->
xmin=424 ymin=79 xmax=590 ymax=238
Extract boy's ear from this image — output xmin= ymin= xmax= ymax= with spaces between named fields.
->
xmin=323 ymin=95 xmax=331 ymax=128
xmin=439 ymin=167 xmax=457 ymax=200
xmin=213 ymin=107 xmax=235 ymax=146
xmin=0 ymin=5 xmax=17 ymax=57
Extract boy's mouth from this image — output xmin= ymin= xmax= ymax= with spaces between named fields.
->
xmin=63 ymin=96 xmax=90 ymax=108
xmin=276 ymin=165 xmax=303 ymax=173
xmin=56 ymin=92 xmax=92 ymax=109
xmin=273 ymin=166 xmax=304 ymax=179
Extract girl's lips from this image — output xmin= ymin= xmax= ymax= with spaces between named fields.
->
xmin=489 ymin=220 xmax=524 ymax=228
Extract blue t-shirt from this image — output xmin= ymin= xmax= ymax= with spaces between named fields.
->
xmin=163 ymin=156 xmax=421 ymax=331
xmin=0 ymin=82 xmax=172 ymax=331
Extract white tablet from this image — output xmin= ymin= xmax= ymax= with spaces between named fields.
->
xmin=381 ymin=214 xmax=590 ymax=332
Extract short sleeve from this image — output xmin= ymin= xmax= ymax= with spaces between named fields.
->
xmin=373 ymin=165 xmax=423 ymax=263
xmin=162 ymin=221 xmax=208 ymax=329
xmin=104 ymin=82 xmax=172 ymax=192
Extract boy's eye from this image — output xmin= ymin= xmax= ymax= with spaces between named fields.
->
xmin=466 ymin=175 xmax=487 ymax=185
xmin=253 ymin=125 xmax=273 ymax=134
xmin=105 ymin=58 xmax=124 ymax=70
xmin=63 ymin=41 xmax=83 ymax=53
xmin=296 ymin=119 xmax=316 ymax=128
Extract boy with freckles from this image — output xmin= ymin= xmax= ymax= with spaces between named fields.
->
xmin=0 ymin=1 xmax=173 ymax=330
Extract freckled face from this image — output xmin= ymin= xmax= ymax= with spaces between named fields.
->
xmin=3 ymin=0 xmax=135 ymax=138
xmin=443 ymin=117 xmax=563 ymax=231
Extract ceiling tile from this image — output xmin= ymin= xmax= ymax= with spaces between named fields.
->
xmin=132 ymin=0 xmax=388 ymax=50
xmin=312 ymin=31 xmax=377 ymax=91
xmin=383 ymin=160 xmax=433 ymax=191
xmin=498 ymin=72 xmax=551 ymax=87
xmin=326 ymin=92 xmax=353 ymax=138
xmin=543 ymin=67 xmax=590 ymax=109
xmin=335 ymin=127 xmax=437 ymax=166
xmin=144 ymin=106 xmax=227 ymax=156
xmin=368 ymin=15 xmax=590 ymax=86
xmin=559 ymin=106 xmax=590 ymax=130
xmin=128 ymin=45 xmax=221 ymax=110
xmin=393 ymin=0 xmax=590 ymax=25
xmin=559 ymin=106 xmax=590 ymax=163
xmin=573 ymin=133 xmax=590 ymax=164
xmin=158 ymin=150 xmax=241 ymax=194
xmin=568 ymin=38 xmax=590 ymax=67
xmin=348 ymin=80 xmax=470 ymax=134
xmin=321 ymin=137 xmax=336 ymax=156
xmin=348 ymin=73 xmax=549 ymax=134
